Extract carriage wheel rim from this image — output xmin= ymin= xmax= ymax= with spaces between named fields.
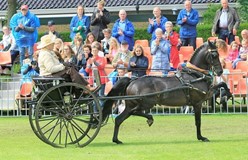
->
xmin=34 ymin=83 xmax=102 ymax=148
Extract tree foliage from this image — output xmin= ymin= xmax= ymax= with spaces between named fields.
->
xmin=202 ymin=3 xmax=221 ymax=25
xmin=237 ymin=0 xmax=248 ymax=22
xmin=6 ymin=0 xmax=18 ymax=26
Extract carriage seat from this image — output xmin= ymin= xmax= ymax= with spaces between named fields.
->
xmin=32 ymin=76 xmax=66 ymax=91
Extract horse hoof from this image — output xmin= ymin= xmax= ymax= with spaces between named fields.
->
xmin=147 ymin=119 xmax=154 ymax=127
xmin=203 ymin=138 xmax=210 ymax=142
xmin=199 ymin=137 xmax=210 ymax=142
xmin=113 ymin=139 xmax=123 ymax=144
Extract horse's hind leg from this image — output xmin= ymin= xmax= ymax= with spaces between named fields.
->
xmin=132 ymin=111 xmax=154 ymax=126
xmin=194 ymin=104 xmax=210 ymax=142
xmin=113 ymin=109 xmax=131 ymax=144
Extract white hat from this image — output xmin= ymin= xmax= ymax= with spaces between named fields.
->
xmin=37 ymin=35 xmax=55 ymax=49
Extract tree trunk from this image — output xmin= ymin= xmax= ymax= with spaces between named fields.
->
xmin=6 ymin=0 xmax=18 ymax=26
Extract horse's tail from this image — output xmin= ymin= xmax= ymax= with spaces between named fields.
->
xmin=102 ymin=77 xmax=132 ymax=121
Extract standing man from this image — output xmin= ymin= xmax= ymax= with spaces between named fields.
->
xmin=177 ymin=0 xmax=199 ymax=50
xmin=90 ymin=0 xmax=111 ymax=42
xmin=212 ymin=0 xmax=240 ymax=45
xmin=10 ymin=4 xmax=40 ymax=66
xmin=70 ymin=5 xmax=90 ymax=41
xmin=44 ymin=20 xmax=61 ymax=39
xmin=112 ymin=9 xmax=135 ymax=51
xmin=147 ymin=7 xmax=168 ymax=44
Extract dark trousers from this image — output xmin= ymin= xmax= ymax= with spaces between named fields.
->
xmin=218 ymin=29 xmax=234 ymax=45
xmin=52 ymin=66 xmax=89 ymax=86
xmin=181 ymin=37 xmax=196 ymax=50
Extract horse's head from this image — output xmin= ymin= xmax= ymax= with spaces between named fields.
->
xmin=190 ymin=40 xmax=224 ymax=76
xmin=205 ymin=40 xmax=224 ymax=76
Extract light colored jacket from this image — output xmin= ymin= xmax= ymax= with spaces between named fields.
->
xmin=38 ymin=50 xmax=65 ymax=76
xmin=151 ymin=39 xmax=170 ymax=71
xmin=212 ymin=6 xmax=240 ymax=34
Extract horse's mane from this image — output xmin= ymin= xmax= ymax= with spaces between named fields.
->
xmin=189 ymin=43 xmax=207 ymax=62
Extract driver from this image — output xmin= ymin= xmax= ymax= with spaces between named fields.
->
xmin=37 ymin=35 xmax=94 ymax=91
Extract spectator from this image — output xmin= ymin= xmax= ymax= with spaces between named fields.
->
xmin=38 ymin=35 xmax=93 ymax=91
xmin=0 ymin=26 xmax=19 ymax=73
xmin=210 ymin=58 xmax=232 ymax=111
xmin=63 ymin=44 xmax=77 ymax=65
xmin=101 ymin=28 xmax=113 ymax=56
xmin=10 ymin=4 xmax=40 ymax=66
xmin=164 ymin=21 xmax=180 ymax=69
xmin=53 ymin=38 xmax=65 ymax=62
xmin=105 ymin=37 xmax=120 ymax=63
xmin=21 ymin=58 xmax=39 ymax=85
xmin=90 ymin=0 xmax=111 ymax=42
xmin=44 ymin=20 xmax=61 ymax=39
xmin=147 ymin=7 xmax=168 ymax=43
xmin=151 ymin=28 xmax=171 ymax=75
xmin=112 ymin=40 xmax=132 ymax=68
xmin=241 ymin=29 xmax=248 ymax=41
xmin=232 ymin=39 xmax=248 ymax=69
xmin=85 ymin=32 xmax=96 ymax=45
xmin=212 ymin=0 xmax=240 ymax=45
xmin=91 ymin=41 xmax=105 ymax=57
xmin=226 ymin=41 xmax=239 ymax=62
xmin=70 ymin=5 xmax=90 ymax=41
xmin=128 ymin=45 xmax=148 ymax=78
xmin=85 ymin=45 xmax=108 ymax=97
xmin=79 ymin=44 xmax=93 ymax=77
xmin=112 ymin=9 xmax=135 ymax=51
xmin=177 ymin=0 xmax=199 ymax=50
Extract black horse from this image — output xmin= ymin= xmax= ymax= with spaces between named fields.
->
xmin=102 ymin=40 xmax=226 ymax=144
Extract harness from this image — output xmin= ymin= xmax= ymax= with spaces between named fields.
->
xmin=175 ymin=66 xmax=213 ymax=105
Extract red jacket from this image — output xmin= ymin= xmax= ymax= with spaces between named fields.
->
xmin=169 ymin=31 xmax=180 ymax=68
xmin=85 ymin=56 xmax=108 ymax=85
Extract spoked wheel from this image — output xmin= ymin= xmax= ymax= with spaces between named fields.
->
xmin=29 ymin=102 xmax=50 ymax=145
xmin=34 ymin=83 xmax=102 ymax=148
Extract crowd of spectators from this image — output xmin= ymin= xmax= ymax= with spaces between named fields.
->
xmin=0 ymin=0 xmax=246 ymax=103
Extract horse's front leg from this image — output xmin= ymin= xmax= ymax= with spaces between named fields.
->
xmin=193 ymin=105 xmax=210 ymax=142
xmin=132 ymin=111 xmax=154 ymax=126
xmin=112 ymin=109 xmax=131 ymax=144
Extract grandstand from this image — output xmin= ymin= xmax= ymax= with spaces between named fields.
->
xmin=0 ymin=0 xmax=237 ymax=29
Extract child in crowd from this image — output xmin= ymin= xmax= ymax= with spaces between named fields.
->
xmin=128 ymin=45 xmax=148 ymax=78
xmin=226 ymin=41 xmax=239 ymax=62
xmin=232 ymin=39 xmax=248 ymax=69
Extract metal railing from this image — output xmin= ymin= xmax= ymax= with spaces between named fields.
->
xmin=0 ymin=73 xmax=247 ymax=117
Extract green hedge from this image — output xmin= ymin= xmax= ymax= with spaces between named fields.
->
xmin=6 ymin=23 xmax=248 ymax=42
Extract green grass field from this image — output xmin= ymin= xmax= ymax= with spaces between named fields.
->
xmin=0 ymin=115 xmax=248 ymax=160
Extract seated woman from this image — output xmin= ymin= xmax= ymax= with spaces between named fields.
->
xmin=128 ymin=45 xmax=148 ymax=78
xmin=38 ymin=35 xmax=94 ymax=91
xmin=63 ymin=44 xmax=77 ymax=65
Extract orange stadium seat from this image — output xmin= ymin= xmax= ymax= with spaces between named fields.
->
xmin=196 ymin=37 xmax=204 ymax=48
xmin=179 ymin=46 xmax=194 ymax=62
xmin=0 ymin=51 xmax=12 ymax=65
xmin=135 ymin=39 xmax=149 ymax=47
